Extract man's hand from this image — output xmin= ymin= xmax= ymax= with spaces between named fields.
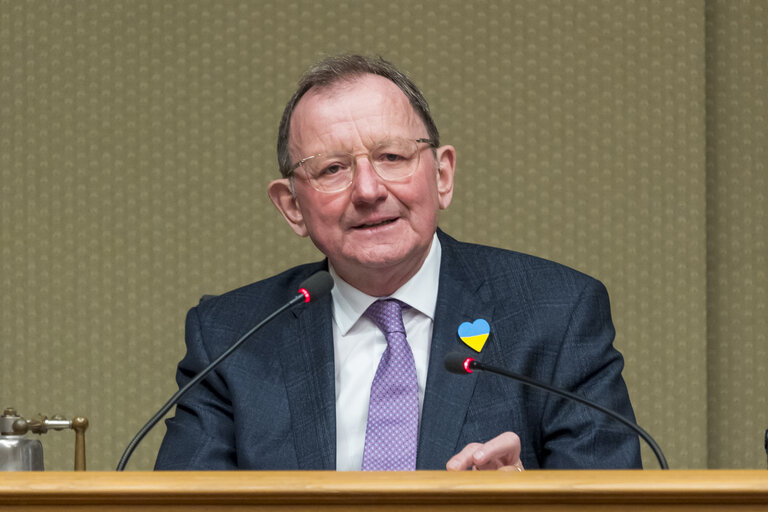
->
xmin=446 ymin=432 xmax=524 ymax=471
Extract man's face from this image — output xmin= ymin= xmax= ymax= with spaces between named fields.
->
xmin=268 ymin=74 xmax=455 ymax=295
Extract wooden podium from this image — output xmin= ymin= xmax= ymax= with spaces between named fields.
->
xmin=1 ymin=470 xmax=767 ymax=511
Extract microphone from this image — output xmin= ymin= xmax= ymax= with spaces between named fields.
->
xmin=116 ymin=270 xmax=334 ymax=471
xmin=444 ymin=352 xmax=669 ymax=470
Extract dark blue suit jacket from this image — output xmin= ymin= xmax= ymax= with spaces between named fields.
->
xmin=155 ymin=231 xmax=641 ymax=469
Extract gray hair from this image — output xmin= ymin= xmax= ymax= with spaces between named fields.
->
xmin=276 ymin=55 xmax=440 ymax=177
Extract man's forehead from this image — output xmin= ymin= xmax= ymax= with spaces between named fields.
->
xmin=289 ymin=74 xmax=424 ymax=152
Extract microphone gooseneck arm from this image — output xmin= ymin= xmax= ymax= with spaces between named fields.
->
xmin=116 ymin=271 xmax=333 ymax=471
xmin=445 ymin=352 xmax=669 ymax=470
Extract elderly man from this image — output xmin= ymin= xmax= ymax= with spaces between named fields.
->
xmin=155 ymin=55 xmax=641 ymax=471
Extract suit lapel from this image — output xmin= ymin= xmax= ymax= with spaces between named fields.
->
xmin=279 ymin=292 xmax=336 ymax=470
xmin=417 ymin=233 xmax=497 ymax=469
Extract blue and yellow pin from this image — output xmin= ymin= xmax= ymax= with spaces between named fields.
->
xmin=457 ymin=319 xmax=490 ymax=352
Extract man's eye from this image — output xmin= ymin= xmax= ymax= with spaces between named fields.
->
xmin=319 ymin=163 xmax=346 ymax=176
xmin=376 ymin=152 xmax=410 ymax=165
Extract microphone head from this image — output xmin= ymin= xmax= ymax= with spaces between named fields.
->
xmin=297 ymin=271 xmax=334 ymax=303
xmin=444 ymin=352 xmax=475 ymax=374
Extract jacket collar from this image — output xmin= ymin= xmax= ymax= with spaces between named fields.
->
xmin=417 ymin=230 xmax=498 ymax=468
xmin=279 ymin=263 xmax=337 ymax=469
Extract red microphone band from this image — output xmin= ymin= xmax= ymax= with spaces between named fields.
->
xmin=298 ymin=288 xmax=311 ymax=303
xmin=463 ymin=357 xmax=475 ymax=374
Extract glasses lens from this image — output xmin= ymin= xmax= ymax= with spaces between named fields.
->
xmin=371 ymin=139 xmax=420 ymax=180
xmin=304 ymin=155 xmax=354 ymax=192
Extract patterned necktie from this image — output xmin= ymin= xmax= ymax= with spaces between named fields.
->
xmin=361 ymin=299 xmax=419 ymax=471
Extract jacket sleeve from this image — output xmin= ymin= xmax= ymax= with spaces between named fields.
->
xmin=538 ymin=278 xmax=642 ymax=469
xmin=154 ymin=306 xmax=238 ymax=470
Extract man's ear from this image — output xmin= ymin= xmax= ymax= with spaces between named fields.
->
xmin=435 ymin=145 xmax=456 ymax=210
xmin=267 ymin=178 xmax=309 ymax=237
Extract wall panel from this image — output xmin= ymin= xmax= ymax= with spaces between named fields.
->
xmin=705 ymin=0 xmax=768 ymax=469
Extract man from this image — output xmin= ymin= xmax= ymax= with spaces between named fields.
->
xmin=155 ymin=55 xmax=641 ymax=471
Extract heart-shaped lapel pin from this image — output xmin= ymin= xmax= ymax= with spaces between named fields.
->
xmin=457 ymin=319 xmax=490 ymax=352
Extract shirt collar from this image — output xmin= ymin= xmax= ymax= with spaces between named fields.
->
xmin=330 ymin=232 xmax=442 ymax=335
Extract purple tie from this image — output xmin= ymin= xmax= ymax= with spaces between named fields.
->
xmin=361 ymin=299 xmax=419 ymax=471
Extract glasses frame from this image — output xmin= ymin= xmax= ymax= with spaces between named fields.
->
xmin=287 ymin=138 xmax=438 ymax=193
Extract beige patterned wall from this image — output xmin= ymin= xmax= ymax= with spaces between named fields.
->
xmin=705 ymin=0 xmax=768 ymax=469
xmin=0 ymin=0 xmax=764 ymax=471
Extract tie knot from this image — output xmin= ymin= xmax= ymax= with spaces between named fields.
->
xmin=364 ymin=299 xmax=406 ymax=335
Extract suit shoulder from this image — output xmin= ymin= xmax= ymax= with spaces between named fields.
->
xmin=439 ymin=232 xmax=605 ymax=297
xmin=192 ymin=261 xmax=327 ymax=326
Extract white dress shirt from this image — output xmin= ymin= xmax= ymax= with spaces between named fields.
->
xmin=330 ymin=233 xmax=441 ymax=471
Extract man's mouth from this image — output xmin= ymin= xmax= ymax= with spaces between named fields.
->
xmin=354 ymin=218 xmax=397 ymax=229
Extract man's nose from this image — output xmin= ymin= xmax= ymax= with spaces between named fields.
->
xmin=350 ymin=156 xmax=387 ymax=202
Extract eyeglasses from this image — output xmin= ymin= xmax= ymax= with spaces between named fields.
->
xmin=287 ymin=138 xmax=437 ymax=193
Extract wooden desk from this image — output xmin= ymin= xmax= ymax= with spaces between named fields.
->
xmin=1 ymin=470 xmax=766 ymax=511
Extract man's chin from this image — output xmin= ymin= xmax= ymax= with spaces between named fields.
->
xmin=327 ymin=242 xmax=431 ymax=295
xmin=349 ymin=252 xmax=408 ymax=269
xmin=343 ymin=243 xmax=427 ymax=273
